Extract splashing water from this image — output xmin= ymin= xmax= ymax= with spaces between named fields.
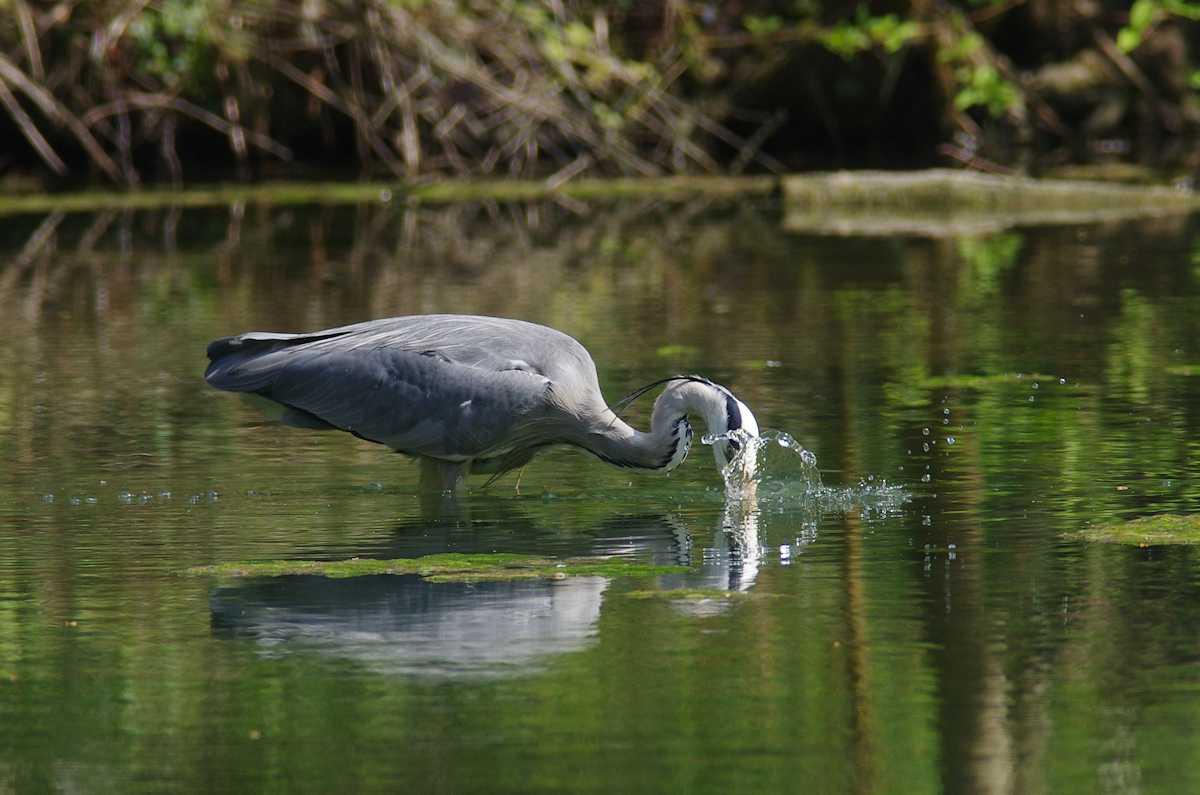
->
xmin=704 ymin=429 xmax=820 ymax=500
xmin=703 ymin=429 xmax=910 ymax=519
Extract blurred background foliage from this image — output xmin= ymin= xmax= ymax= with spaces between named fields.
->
xmin=2 ymin=0 xmax=1200 ymax=186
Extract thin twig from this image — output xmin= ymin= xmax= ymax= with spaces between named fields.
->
xmin=84 ymin=94 xmax=293 ymax=160
xmin=14 ymin=0 xmax=44 ymax=82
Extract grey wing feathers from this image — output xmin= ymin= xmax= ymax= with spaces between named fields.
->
xmin=205 ymin=316 xmax=565 ymax=459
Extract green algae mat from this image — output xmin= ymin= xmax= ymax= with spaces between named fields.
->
xmin=187 ymin=552 xmax=690 ymax=582
xmin=1068 ymin=514 xmax=1200 ymax=546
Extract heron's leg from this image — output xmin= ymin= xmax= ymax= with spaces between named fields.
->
xmin=418 ymin=459 xmax=441 ymax=492
xmin=440 ymin=461 xmax=467 ymax=493
xmin=418 ymin=458 xmax=467 ymax=494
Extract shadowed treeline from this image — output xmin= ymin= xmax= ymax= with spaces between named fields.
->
xmin=4 ymin=1 xmax=1200 ymax=184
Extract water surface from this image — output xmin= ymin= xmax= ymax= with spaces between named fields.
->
xmin=1 ymin=196 xmax=1198 ymax=793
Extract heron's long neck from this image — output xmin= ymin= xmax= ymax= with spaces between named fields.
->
xmin=578 ymin=380 xmax=726 ymax=472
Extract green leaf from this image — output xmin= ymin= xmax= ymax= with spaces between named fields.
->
xmin=1161 ymin=0 xmax=1200 ymax=18
xmin=820 ymin=24 xmax=871 ymax=59
xmin=1115 ymin=26 xmax=1143 ymax=52
xmin=744 ymin=14 xmax=784 ymax=37
xmin=1129 ymin=0 xmax=1160 ymax=30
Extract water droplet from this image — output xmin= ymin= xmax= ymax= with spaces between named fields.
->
xmin=1033 ymin=383 xmax=1039 ymax=389
xmin=946 ymin=437 xmax=956 ymax=445
xmin=157 ymin=491 xmax=171 ymax=500
xmin=1029 ymin=396 xmax=1035 ymax=402
xmin=1059 ymin=378 xmax=1066 ymax=385
xmin=942 ymin=408 xmax=950 ymax=415
xmin=920 ymin=473 xmax=932 ymax=483
xmin=922 ymin=442 xmax=930 ymax=452
xmin=42 ymin=494 xmax=53 ymax=503
xmin=118 ymin=491 xmax=133 ymax=504
xmin=246 ymin=490 xmax=258 ymax=497
xmin=84 ymin=497 xmax=98 ymax=504
xmin=362 ymin=482 xmax=383 ymax=493
xmin=380 ymin=188 xmax=392 ymax=202
xmin=69 ymin=497 xmax=81 ymax=506
xmin=922 ymin=427 xmax=930 ymax=436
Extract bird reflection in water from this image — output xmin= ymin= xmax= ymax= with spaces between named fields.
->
xmin=209 ymin=511 xmax=776 ymax=679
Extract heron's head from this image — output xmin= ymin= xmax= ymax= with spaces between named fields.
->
xmin=710 ymin=390 xmax=760 ymax=471
xmin=660 ymin=377 xmax=759 ymax=471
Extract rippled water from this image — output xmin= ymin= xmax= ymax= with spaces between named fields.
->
xmin=1 ymin=196 xmax=1199 ymax=793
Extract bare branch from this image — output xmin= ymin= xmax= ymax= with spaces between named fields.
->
xmin=0 ymin=52 xmax=122 ymax=180
xmin=84 ymin=94 xmax=293 ymax=160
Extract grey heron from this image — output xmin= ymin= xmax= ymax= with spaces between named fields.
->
xmin=205 ymin=314 xmax=759 ymax=493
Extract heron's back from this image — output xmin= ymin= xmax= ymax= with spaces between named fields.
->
xmin=204 ymin=314 xmax=603 ymax=464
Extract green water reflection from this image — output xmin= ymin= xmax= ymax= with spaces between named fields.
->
xmin=1 ymin=197 xmax=1199 ymax=793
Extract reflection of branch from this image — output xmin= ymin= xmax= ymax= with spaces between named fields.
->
xmin=77 ymin=210 xmax=118 ymax=255
xmin=842 ymin=517 xmax=878 ymax=795
xmin=0 ymin=210 xmax=66 ymax=301
xmin=16 ymin=210 xmax=66 ymax=269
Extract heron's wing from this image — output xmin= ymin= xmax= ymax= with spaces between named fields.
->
xmin=206 ymin=341 xmax=552 ymax=459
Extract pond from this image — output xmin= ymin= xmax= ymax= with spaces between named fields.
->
xmin=1 ymin=191 xmax=1198 ymax=793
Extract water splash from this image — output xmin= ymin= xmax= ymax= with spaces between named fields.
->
xmin=703 ymin=429 xmax=821 ymax=500
xmin=703 ymin=429 xmax=910 ymax=519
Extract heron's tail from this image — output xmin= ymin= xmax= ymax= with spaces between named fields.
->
xmin=204 ymin=332 xmax=308 ymax=392
xmin=204 ymin=332 xmax=339 ymax=431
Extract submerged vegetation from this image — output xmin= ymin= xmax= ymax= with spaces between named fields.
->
xmin=1067 ymin=514 xmax=1200 ymax=545
xmin=187 ymin=553 xmax=691 ymax=581
xmin=2 ymin=0 xmax=1200 ymax=185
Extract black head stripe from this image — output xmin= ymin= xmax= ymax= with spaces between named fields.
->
xmin=725 ymin=393 xmax=741 ymax=432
